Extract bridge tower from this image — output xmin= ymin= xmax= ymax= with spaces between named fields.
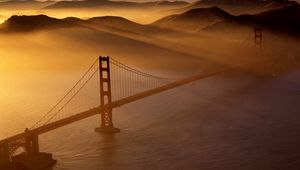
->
xmin=254 ymin=25 xmax=262 ymax=48
xmin=253 ymin=25 xmax=265 ymax=74
xmin=24 ymin=128 xmax=39 ymax=154
xmin=95 ymin=56 xmax=120 ymax=133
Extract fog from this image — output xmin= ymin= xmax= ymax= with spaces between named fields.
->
xmin=1 ymin=3 xmax=300 ymax=169
xmin=1 ymin=18 xmax=300 ymax=75
xmin=0 ymin=5 xmax=179 ymax=25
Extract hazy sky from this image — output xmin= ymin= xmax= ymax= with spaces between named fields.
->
xmin=0 ymin=0 xmax=198 ymax=2
xmin=0 ymin=0 xmax=299 ymax=3
xmin=114 ymin=0 xmax=298 ymax=3
xmin=113 ymin=0 xmax=197 ymax=2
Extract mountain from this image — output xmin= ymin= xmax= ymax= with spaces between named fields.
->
xmin=63 ymin=16 xmax=146 ymax=35
xmin=62 ymin=15 xmax=180 ymax=39
xmin=0 ymin=14 xmax=156 ymax=43
xmin=204 ymin=3 xmax=300 ymax=35
xmin=44 ymin=0 xmax=189 ymax=9
xmin=5 ymin=3 xmax=300 ymax=36
xmin=87 ymin=16 xmax=145 ymax=30
xmin=0 ymin=14 xmax=213 ymax=70
xmin=152 ymin=7 xmax=233 ymax=32
xmin=181 ymin=0 xmax=296 ymax=15
xmin=240 ymin=3 xmax=300 ymax=33
xmin=0 ymin=15 xmax=75 ymax=32
xmin=151 ymin=3 xmax=300 ymax=35
xmin=0 ymin=14 xmax=177 ymax=36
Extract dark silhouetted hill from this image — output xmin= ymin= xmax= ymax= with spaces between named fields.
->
xmin=0 ymin=15 xmax=75 ymax=32
xmin=152 ymin=7 xmax=233 ymax=32
xmin=64 ymin=16 xmax=146 ymax=33
xmin=88 ymin=16 xmax=144 ymax=29
xmin=181 ymin=0 xmax=296 ymax=15
xmin=204 ymin=3 xmax=300 ymax=35
xmin=0 ymin=14 xmax=178 ymax=36
xmin=240 ymin=3 xmax=300 ymax=33
xmin=64 ymin=15 xmax=179 ymax=37
xmin=3 ymin=4 xmax=300 ymax=36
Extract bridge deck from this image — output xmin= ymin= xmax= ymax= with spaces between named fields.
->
xmin=0 ymin=68 xmax=230 ymax=144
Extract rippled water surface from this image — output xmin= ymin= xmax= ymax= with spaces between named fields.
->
xmin=1 ymin=58 xmax=300 ymax=169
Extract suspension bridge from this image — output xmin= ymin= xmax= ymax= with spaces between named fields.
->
xmin=0 ymin=26 xmax=298 ymax=165
xmin=0 ymin=56 xmax=235 ymax=161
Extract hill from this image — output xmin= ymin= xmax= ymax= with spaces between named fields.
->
xmin=0 ymin=14 xmax=212 ymax=70
xmin=0 ymin=15 xmax=75 ymax=32
xmin=204 ymin=3 xmax=300 ymax=35
xmin=152 ymin=7 xmax=233 ymax=32
xmin=181 ymin=0 xmax=296 ymax=15
xmin=0 ymin=14 xmax=179 ymax=36
xmin=63 ymin=15 xmax=180 ymax=38
xmin=87 ymin=16 xmax=145 ymax=30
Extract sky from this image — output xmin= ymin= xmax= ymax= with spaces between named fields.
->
xmin=0 ymin=0 xmax=198 ymax=2
xmin=0 ymin=0 xmax=299 ymax=3
xmin=94 ymin=0 xmax=294 ymax=2
xmin=112 ymin=0 xmax=197 ymax=2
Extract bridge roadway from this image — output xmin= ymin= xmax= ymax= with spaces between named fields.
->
xmin=0 ymin=67 xmax=231 ymax=145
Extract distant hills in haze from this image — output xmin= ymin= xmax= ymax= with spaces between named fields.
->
xmin=1 ymin=0 xmax=300 ymax=37
xmin=154 ymin=2 xmax=300 ymax=35
xmin=152 ymin=7 xmax=232 ymax=32
xmin=0 ymin=14 xmax=181 ymax=40
xmin=0 ymin=0 xmax=297 ymax=15
xmin=0 ymin=0 xmax=190 ymax=12
xmin=43 ymin=0 xmax=190 ymax=9
xmin=182 ymin=0 xmax=297 ymax=14
xmin=0 ymin=0 xmax=54 ymax=10
xmin=1 ymin=0 xmax=300 ymax=72
xmin=204 ymin=3 xmax=300 ymax=34
xmin=0 ymin=15 xmax=73 ymax=31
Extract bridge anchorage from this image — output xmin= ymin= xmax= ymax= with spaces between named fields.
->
xmin=95 ymin=56 xmax=120 ymax=133
xmin=0 ymin=128 xmax=56 ymax=170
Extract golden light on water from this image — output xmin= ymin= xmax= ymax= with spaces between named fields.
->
xmin=0 ymin=1 xmax=300 ymax=170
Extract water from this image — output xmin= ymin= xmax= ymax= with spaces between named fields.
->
xmin=1 ymin=59 xmax=300 ymax=169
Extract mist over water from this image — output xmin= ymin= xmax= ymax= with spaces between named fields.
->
xmin=1 ymin=1 xmax=300 ymax=169
xmin=2 ymin=67 xmax=300 ymax=169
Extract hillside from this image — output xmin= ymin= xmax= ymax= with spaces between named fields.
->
xmin=152 ymin=7 xmax=233 ymax=32
xmin=0 ymin=14 xmax=215 ymax=70
xmin=87 ymin=16 xmax=145 ymax=30
xmin=181 ymin=0 xmax=296 ymax=15
xmin=204 ymin=3 xmax=300 ymax=35
xmin=0 ymin=15 xmax=75 ymax=32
